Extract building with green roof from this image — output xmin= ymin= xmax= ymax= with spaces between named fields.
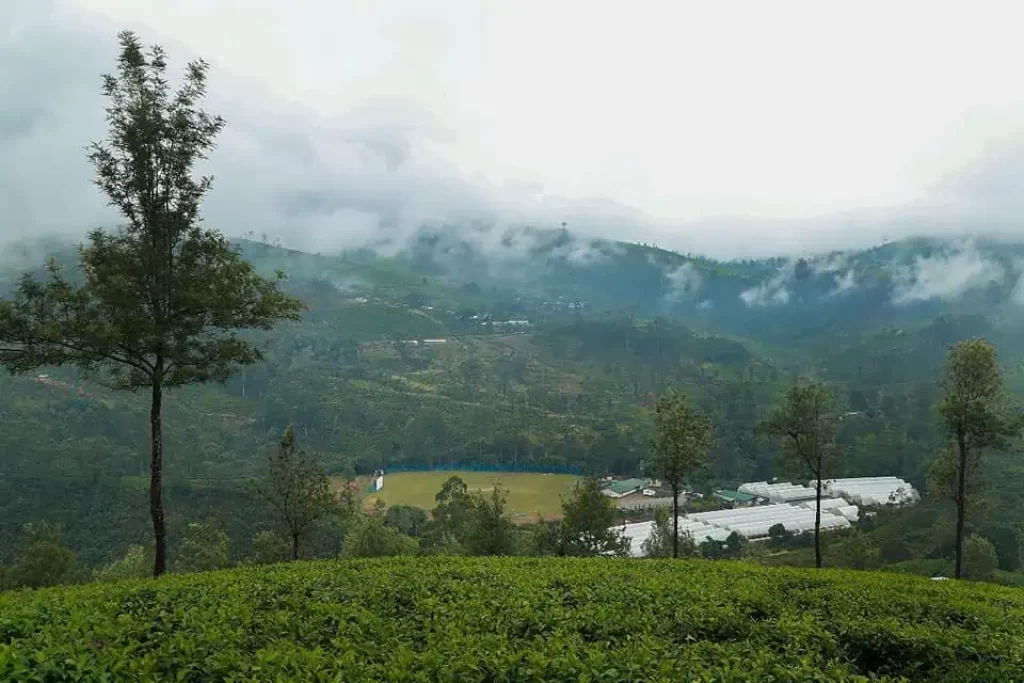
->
xmin=601 ymin=478 xmax=647 ymax=498
xmin=714 ymin=489 xmax=755 ymax=506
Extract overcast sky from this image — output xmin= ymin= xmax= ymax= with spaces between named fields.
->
xmin=2 ymin=0 xmax=1024 ymax=259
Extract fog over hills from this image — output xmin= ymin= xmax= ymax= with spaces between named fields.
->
xmin=3 ymin=0 xmax=1024 ymax=261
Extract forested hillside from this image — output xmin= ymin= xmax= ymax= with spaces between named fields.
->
xmin=3 ymin=232 xmax=1024 ymax=570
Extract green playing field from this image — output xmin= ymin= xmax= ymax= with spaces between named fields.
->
xmin=353 ymin=471 xmax=580 ymax=522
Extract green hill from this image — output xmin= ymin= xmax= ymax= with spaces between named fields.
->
xmin=4 ymin=233 xmax=1024 ymax=572
xmin=1 ymin=557 xmax=1022 ymax=681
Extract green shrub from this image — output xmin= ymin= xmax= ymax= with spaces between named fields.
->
xmin=964 ymin=534 xmax=999 ymax=581
xmin=879 ymin=537 xmax=914 ymax=564
xmin=9 ymin=522 xmax=81 ymax=588
xmin=93 ymin=545 xmax=150 ymax=583
xmin=1 ymin=557 xmax=1021 ymax=681
xmin=340 ymin=516 xmax=418 ymax=558
xmin=176 ymin=521 xmax=230 ymax=573
xmin=247 ymin=530 xmax=288 ymax=565
xmin=982 ymin=525 xmax=1021 ymax=572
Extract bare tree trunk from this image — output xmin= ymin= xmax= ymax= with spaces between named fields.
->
xmin=292 ymin=532 xmax=300 ymax=561
xmin=955 ymin=430 xmax=968 ymax=579
xmin=150 ymin=378 xmax=166 ymax=577
xmin=672 ymin=484 xmax=680 ymax=559
xmin=814 ymin=475 xmax=822 ymax=569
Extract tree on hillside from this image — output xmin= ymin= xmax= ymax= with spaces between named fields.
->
xmin=94 ymin=545 xmax=151 ymax=582
xmin=833 ymin=531 xmax=880 ymax=570
xmin=177 ymin=521 xmax=229 ymax=573
xmin=936 ymin=339 xmax=1019 ymax=579
xmin=558 ymin=478 xmax=629 ymax=557
xmin=383 ymin=505 xmax=429 ymax=538
xmin=248 ymin=531 xmax=288 ymax=565
xmin=642 ymin=506 xmax=696 ymax=558
xmin=651 ymin=391 xmax=713 ymax=558
xmin=257 ymin=427 xmax=336 ymax=561
xmin=759 ymin=383 xmax=841 ymax=569
xmin=465 ymin=484 xmax=516 ymax=556
xmin=10 ymin=522 xmax=81 ymax=588
xmin=963 ymin=533 xmax=999 ymax=581
xmin=428 ymin=475 xmax=474 ymax=539
xmin=341 ymin=515 xmax=418 ymax=558
xmin=0 ymin=32 xmax=304 ymax=576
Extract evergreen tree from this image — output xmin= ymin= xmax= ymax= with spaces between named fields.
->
xmin=11 ymin=522 xmax=80 ymax=588
xmin=963 ymin=533 xmax=998 ymax=581
xmin=422 ymin=475 xmax=474 ymax=549
xmin=257 ymin=427 xmax=336 ymax=560
xmin=937 ymin=339 xmax=1019 ymax=579
xmin=466 ymin=484 xmax=516 ymax=556
xmin=0 ymin=32 xmax=304 ymax=576
xmin=177 ymin=521 xmax=229 ymax=573
xmin=558 ymin=478 xmax=628 ymax=557
xmin=94 ymin=545 xmax=151 ymax=582
xmin=651 ymin=391 xmax=712 ymax=558
xmin=341 ymin=515 xmax=418 ymax=558
xmin=759 ymin=383 xmax=841 ymax=569
xmin=642 ymin=506 xmax=696 ymax=558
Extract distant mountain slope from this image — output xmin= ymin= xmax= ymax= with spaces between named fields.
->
xmin=377 ymin=228 xmax=1024 ymax=347
xmin=4 ymin=231 xmax=1024 ymax=567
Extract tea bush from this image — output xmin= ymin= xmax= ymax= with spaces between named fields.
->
xmin=1 ymin=557 xmax=1022 ymax=681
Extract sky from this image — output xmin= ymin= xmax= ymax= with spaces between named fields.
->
xmin=2 ymin=0 xmax=1024 ymax=259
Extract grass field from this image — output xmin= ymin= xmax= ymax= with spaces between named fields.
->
xmin=351 ymin=471 xmax=579 ymax=522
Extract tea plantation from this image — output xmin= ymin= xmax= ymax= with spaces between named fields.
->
xmin=1 ymin=557 xmax=1022 ymax=682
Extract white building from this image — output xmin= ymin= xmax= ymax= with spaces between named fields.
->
xmin=615 ymin=502 xmax=856 ymax=557
xmin=813 ymin=477 xmax=919 ymax=506
xmin=737 ymin=481 xmax=816 ymax=503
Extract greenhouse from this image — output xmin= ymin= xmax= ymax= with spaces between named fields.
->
xmin=814 ymin=477 xmax=920 ymax=506
xmin=617 ymin=499 xmax=861 ymax=556
xmin=798 ymin=497 xmax=849 ymax=511
xmin=688 ymin=503 xmax=852 ymax=537
xmin=737 ymin=481 xmax=817 ymax=503
xmin=836 ymin=505 xmax=860 ymax=521
xmin=617 ymin=518 xmax=738 ymax=556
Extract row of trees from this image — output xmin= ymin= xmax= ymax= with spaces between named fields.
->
xmin=1 ymin=31 xmax=1018 ymax=584
xmin=0 ymin=444 xmax=635 ymax=590
xmin=648 ymin=384 xmax=838 ymax=567
xmin=4 ymin=337 xmax=1016 ymax=588
xmin=648 ymin=338 xmax=1020 ymax=579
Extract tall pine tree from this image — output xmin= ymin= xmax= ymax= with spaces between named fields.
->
xmin=937 ymin=339 xmax=1020 ymax=579
xmin=0 ymin=32 xmax=304 ymax=576
xmin=759 ymin=383 xmax=841 ymax=569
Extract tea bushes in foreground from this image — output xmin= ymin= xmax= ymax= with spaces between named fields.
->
xmin=1 ymin=557 xmax=1022 ymax=681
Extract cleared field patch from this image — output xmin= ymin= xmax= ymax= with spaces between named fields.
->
xmin=352 ymin=470 xmax=579 ymax=522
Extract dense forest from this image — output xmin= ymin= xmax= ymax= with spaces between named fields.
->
xmin=2 ymin=30 xmax=1023 ymax=586
xmin=3 ymin=232 xmax=1024 ymax=581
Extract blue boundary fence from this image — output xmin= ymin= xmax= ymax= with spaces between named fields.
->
xmin=384 ymin=461 xmax=582 ymax=476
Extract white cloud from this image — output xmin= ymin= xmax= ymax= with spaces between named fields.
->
xmin=3 ymin=0 xmax=1024 ymax=260
xmin=810 ymin=253 xmax=849 ymax=275
xmin=1010 ymin=276 xmax=1024 ymax=305
xmin=892 ymin=241 xmax=1005 ymax=304
xmin=662 ymin=262 xmax=702 ymax=302
xmin=740 ymin=263 xmax=794 ymax=307
xmin=0 ymin=1 xmax=653 ymax=260
xmin=829 ymin=270 xmax=858 ymax=297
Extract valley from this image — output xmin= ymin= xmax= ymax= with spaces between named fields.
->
xmin=3 ymin=231 xmax=1024 ymax=579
